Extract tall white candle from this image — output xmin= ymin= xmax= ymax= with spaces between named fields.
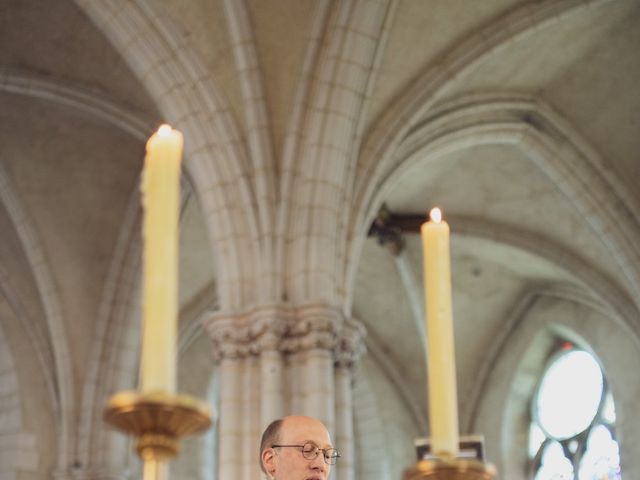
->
xmin=140 ymin=124 xmax=183 ymax=394
xmin=421 ymin=207 xmax=459 ymax=458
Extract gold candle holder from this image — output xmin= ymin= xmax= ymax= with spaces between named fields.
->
xmin=104 ymin=391 xmax=213 ymax=480
xmin=406 ymin=437 xmax=496 ymax=480
xmin=403 ymin=457 xmax=496 ymax=480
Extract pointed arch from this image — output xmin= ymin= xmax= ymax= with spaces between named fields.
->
xmin=222 ymin=0 xmax=278 ymax=303
xmin=347 ymin=95 xmax=640 ymax=320
xmin=471 ymin=289 xmax=640 ymax=476
xmin=355 ymin=0 xmax=614 ymax=210
xmin=73 ymin=0 xmax=262 ymax=310
xmin=0 ymin=66 xmax=156 ymax=475
xmin=0 ymin=164 xmax=73 ymax=470
xmin=278 ymin=0 xmax=396 ymax=305
xmin=348 ymin=0 xmax=632 ymax=312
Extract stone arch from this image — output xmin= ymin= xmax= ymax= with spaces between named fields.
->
xmin=221 ymin=0 xmax=279 ymax=303
xmin=279 ymin=0 xmax=395 ymax=306
xmin=472 ymin=290 xmax=640 ymax=477
xmin=76 ymin=187 xmax=143 ymax=474
xmin=0 ymin=163 xmax=73 ymax=470
xmin=347 ymin=93 xmax=640 ymax=476
xmin=347 ymin=95 xmax=640 ymax=322
xmin=355 ymin=0 xmax=613 ymax=213
xmin=0 ymin=68 xmax=154 ymax=141
xmin=73 ymin=0 xmax=262 ymax=310
xmin=0 ymin=67 xmax=209 ymax=476
xmin=348 ymin=0 xmax=624 ymax=312
xmin=447 ymin=214 xmax=638 ymax=339
xmin=0 ymin=67 xmax=159 ymax=476
xmin=78 ymin=180 xmax=211 ymax=474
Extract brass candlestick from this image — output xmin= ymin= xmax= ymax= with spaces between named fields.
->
xmin=403 ymin=458 xmax=496 ymax=480
xmin=104 ymin=391 xmax=213 ymax=480
xmin=403 ymin=437 xmax=497 ymax=480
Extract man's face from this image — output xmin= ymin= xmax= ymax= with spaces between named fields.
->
xmin=264 ymin=416 xmax=334 ymax=480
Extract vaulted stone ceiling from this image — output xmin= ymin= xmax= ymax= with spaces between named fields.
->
xmin=1 ymin=1 xmax=639 ymax=479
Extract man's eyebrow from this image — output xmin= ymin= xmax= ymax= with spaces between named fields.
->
xmin=303 ymin=441 xmax=335 ymax=448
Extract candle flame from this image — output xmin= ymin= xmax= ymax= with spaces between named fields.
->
xmin=430 ymin=207 xmax=442 ymax=224
xmin=157 ymin=124 xmax=172 ymax=137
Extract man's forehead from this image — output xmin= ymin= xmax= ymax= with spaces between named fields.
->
xmin=281 ymin=416 xmax=332 ymax=444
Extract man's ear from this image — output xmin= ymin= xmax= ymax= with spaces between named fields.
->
xmin=262 ymin=448 xmax=276 ymax=476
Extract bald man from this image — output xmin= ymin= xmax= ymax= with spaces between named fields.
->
xmin=259 ymin=415 xmax=340 ymax=480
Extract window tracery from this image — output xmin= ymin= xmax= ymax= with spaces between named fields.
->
xmin=529 ymin=343 xmax=621 ymax=480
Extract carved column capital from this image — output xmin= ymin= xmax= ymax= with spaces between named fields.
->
xmin=203 ymin=305 xmax=291 ymax=362
xmin=249 ymin=305 xmax=291 ymax=354
xmin=334 ymin=317 xmax=367 ymax=369
xmin=281 ymin=304 xmax=343 ymax=354
xmin=203 ymin=304 xmax=357 ymax=363
xmin=203 ymin=313 xmax=251 ymax=362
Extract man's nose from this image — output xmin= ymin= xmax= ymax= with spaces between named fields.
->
xmin=310 ymin=452 xmax=327 ymax=472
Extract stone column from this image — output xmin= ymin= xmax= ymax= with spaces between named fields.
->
xmin=283 ymin=304 xmax=343 ymax=430
xmin=204 ymin=305 xmax=366 ymax=480
xmin=205 ymin=307 xmax=289 ymax=480
xmin=253 ymin=307 xmax=289 ymax=431
xmin=206 ymin=312 xmax=250 ymax=480
xmin=217 ymin=356 xmax=242 ymax=479
xmin=334 ymin=318 xmax=366 ymax=480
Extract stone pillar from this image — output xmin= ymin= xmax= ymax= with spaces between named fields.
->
xmin=283 ymin=304 xmax=343 ymax=429
xmin=206 ymin=307 xmax=289 ymax=480
xmin=216 ymin=356 xmax=242 ymax=479
xmin=206 ymin=313 xmax=249 ymax=480
xmin=253 ymin=307 xmax=288 ymax=431
xmin=334 ymin=318 xmax=366 ymax=480
xmin=204 ymin=304 xmax=366 ymax=480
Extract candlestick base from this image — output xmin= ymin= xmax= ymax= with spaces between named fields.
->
xmin=103 ymin=390 xmax=213 ymax=461
xmin=403 ymin=458 xmax=496 ymax=480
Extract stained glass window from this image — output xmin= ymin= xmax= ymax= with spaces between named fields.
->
xmin=529 ymin=344 xmax=621 ymax=480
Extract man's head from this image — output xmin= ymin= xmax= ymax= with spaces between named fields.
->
xmin=260 ymin=415 xmax=337 ymax=480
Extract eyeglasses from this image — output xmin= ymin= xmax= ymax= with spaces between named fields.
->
xmin=271 ymin=442 xmax=341 ymax=465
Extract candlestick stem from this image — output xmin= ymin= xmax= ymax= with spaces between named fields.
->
xmin=143 ymin=460 xmax=168 ymax=480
